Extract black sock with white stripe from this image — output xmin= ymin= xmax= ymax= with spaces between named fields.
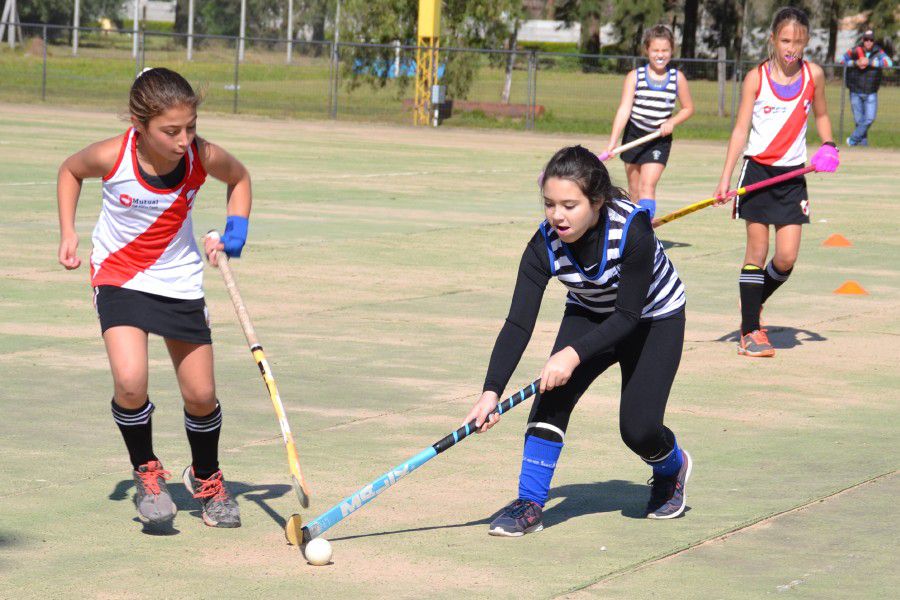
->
xmin=184 ymin=403 xmax=222 ymax=480
xmin=111 ymin=398 xmax=157 ymax=470
xmin=761 ymin=260 xmax=792 ymax=304
xmin=739 ymin=265 xmax=765 ymax=334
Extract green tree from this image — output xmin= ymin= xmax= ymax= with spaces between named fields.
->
xmin=613 ymin=0 xmax=664 ymax=55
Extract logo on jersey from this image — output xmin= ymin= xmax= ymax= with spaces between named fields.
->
xmin=118 ymin=193 xmax=159 ymax=209
xmin=762 ymin=105 xmax=787 ymax=115
xmin=803 ymin=99 xmax=812 ymax=114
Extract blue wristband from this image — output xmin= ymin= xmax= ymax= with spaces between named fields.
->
xmin=221 ymin=215 xmax=248 ymax=258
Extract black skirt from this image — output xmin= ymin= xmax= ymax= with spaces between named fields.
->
xmin=733 ymin=158 xmax=809 ymax=225
xmin=94 ymin=285 xmax=212 ymax=345
xmin=619 ymin=121 xmax=673 ymax=165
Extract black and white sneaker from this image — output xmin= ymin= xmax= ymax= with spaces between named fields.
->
xmin=646 ymin=449 xmax=692 ymax=519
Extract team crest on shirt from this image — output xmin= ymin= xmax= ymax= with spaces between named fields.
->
xmin=803 ymin=99 xmax=812 ymax=114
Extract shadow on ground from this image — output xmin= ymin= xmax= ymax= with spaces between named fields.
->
xmin=717 ymin=326 xmax=827 ymax=349
xmin=659 ymin=239 xmax=692 ymax=250
xmin=329 ymin=479 xmax=657 ymax=541
xmin=110 ymin=479 xmax=293 ymax=535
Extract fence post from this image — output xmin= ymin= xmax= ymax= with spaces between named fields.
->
xmin=730 ymin=60 xmax=741 ymax=129
xmin=330 ymin=41 xmax=339 ymax=119
xmin=838 ymin=64 xmax=847 ymax=143
xmin=41 ymin=25 xmax=47 ymax=101
xmin=717 ymin=47 xmax=726 ymax=117
xmin=527 ymin=50 xmax=537 ymax=130
xmin=232 ymin=37 xmax=240 ymax=113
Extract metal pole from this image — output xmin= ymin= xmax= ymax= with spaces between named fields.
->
xmin=838 ymin=64 xmax=847 ymax=143
xmin=41 ymin=24 xmax=47 ymax=101
xmin=286 ymin=0 xmax=293 ymax=63
xmin=187 ymin=0 xmax=194 ymax=61
xmin=526 ymin=51 xmax=536 ymax=130
xmin=330 ymin=1 xmax=341 ymax=120
xmin=72 ymin=0 xmax=80 ymax=56
xmin=239 ymin=0 xmax=246 ymax=62
xmin=132 ymin=0 xmax=139 ymax=58
xmin=233 ymin=36 xmax=240 ymax=113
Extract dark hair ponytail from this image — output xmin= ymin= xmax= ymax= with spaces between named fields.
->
xmin=129 ymin=67 xmax=202 ymax=124
xmin=541 ymin=145 xmax=628 ymax=206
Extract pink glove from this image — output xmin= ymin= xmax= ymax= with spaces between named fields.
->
xmin=810 ymin=144 xmax=839 ymax=173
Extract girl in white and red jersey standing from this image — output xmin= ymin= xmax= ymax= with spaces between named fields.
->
xmin=714 ymin=7 xmax=839 ymax=358
xmin=57 ymin=68 xmax=251 ymax=529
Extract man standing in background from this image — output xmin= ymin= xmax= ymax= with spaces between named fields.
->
xmin=843 ymin=29 xmax=893 ymax=147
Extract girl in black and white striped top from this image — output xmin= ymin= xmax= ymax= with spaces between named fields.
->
xmin=463 ymin=146 xmax=693 ymax=536
xmin=606 ymin=25 xmax=694 ymax=219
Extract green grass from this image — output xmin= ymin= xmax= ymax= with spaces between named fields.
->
xmin=2 ymin=38 xmax=899 ymax=146
xmin=0 ymin=103 xmax=898 ymax=598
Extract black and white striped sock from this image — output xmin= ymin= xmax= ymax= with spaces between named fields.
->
xmin=739 ymin=265 xmax=765 ymax=334
xmin=184 ymin=403 xmax=222 ymax=480
xmin=111 ymin=398 xmax=156 ymax=470
xmin=761 ymin=260 xmax=792 ymax=304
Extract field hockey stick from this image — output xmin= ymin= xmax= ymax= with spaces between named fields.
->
xmin=206 ymin=231 xmax=311 ymax=509
xmin=596 ymin=130 xmax=662 ymax=162
xmin=537 ymin=131 xmax=662 ymax=186
xmin=287 ymin=379 xmax=540 ymax=544
xmin=651 ymin=165 xmax=816 ymax=228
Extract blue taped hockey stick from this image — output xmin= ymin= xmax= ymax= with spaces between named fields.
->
xmin=298 ymin=379 xmax=540 ymax=543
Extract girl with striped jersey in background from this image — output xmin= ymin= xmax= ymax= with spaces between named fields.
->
xmin=714 ymin=7 xmax=839 ymax=357
xmin=57 ymin=68 xmax=252 ymax=529
xmin=605 ymin=24 xmax=694 ymax=219
xmin=463 ymin=146 xmax=691 ymax=536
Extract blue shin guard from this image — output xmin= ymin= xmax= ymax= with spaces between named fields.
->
xmin=644 ymin=437 xmax=683 ymax=477
xmin=518 ymin=435 xmax=563 ymax=507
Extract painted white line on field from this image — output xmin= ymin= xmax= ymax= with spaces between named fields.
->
xmin=0 ymin=181 xmax=56 ymax=187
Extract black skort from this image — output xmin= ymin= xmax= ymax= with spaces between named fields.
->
xmin=94 ymin=285 xmax=212 ymax=345
xmin=733 ymin=158 xmax=809 ymax=225
xmin=619 ymin=121 xmax=673 ymax=165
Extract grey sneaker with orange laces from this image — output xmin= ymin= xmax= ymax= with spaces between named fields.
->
xmin=182 ymin=467 xmax=241 ymax=528
xmin=133 ymin=460 xmax=177 ymax=525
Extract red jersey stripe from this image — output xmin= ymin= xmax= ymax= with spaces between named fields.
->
xmin=91 ymin=189 xmax=192 ymax=288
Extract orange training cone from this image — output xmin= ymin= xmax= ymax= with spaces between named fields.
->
xmin=823 ymin=234 xmax=852 ymax=247
xmin=833 ymin=281 xmax=868 ymax=295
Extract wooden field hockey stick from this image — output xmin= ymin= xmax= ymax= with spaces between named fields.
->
xmin=651 ymin=165 xmax=816 ymax=229
xmin=538 ymin=131 xmax=662 ymax=186
xmin=206 ymin=231 xmax=311 ymax=509
xmin=596 ymin=130 xmax=663 ymax=162
xmin=286 ymin=379 xmax=541 ymax=544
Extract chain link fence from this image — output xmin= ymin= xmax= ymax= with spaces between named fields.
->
xmin=1 ymin=22 xmax=898 ymax=145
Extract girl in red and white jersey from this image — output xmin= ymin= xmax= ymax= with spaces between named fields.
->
xmin=57 ymin=68 xmax=251 ymax=529
xmin=714 ymin=7 xmax=839 ymax=358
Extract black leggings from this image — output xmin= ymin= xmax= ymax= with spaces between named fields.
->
xmin=527 ymin=305 xmax=685 ymax=461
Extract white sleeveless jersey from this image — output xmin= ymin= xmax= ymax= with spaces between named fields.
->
xmin=744 ymin=61 xmax=815 ymax=166
xmin=539 ymin=199 xmax=685 ymax=319
xmin=90 ymin=128 xmax=208 ymax=299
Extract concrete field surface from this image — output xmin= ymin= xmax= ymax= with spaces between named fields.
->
xmin=0 ymin=103 xmax=897 ymax=599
